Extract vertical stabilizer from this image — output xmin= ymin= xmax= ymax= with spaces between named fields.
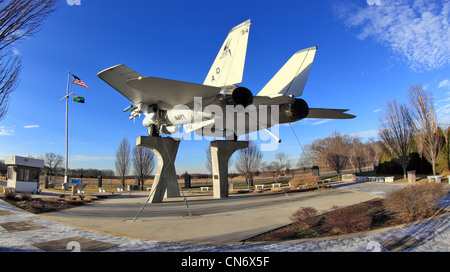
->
xmin=203 ymin=20 xmax=251 ymax=87
xmin=257 ymin=46 xmax=317 ymax=97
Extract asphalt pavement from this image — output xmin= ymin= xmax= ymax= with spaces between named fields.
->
xmin=0 ymin=181 xmax=449 ymax=252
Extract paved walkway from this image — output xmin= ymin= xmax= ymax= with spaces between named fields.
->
xmin=0 ymin=181 xmax=449 ymax=252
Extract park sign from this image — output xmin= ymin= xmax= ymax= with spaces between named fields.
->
xmin=73 ymin=95 xmax=85 ymax=103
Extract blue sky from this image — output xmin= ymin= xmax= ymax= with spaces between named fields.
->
xmin=0 ymin=0 xmax=449 ymax=174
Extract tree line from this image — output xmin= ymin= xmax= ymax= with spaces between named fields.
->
xmin=226 ymin=134 xmax=381 ymax=187
xmin=300 ymin=133 xmax=381 ymax=178
xmin=115 ymin=137 xmax=155 ymax=189
xmin=226 ymin=84 xmax=448 ymax=183
xmin=377 ymin=84 xmax=449 ymax=179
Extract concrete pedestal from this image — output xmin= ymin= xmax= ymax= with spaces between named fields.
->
xmin=210 ymin=140 xmax=248 ymax=199
xmin=136 ymin=136 xmax=181 ymax=203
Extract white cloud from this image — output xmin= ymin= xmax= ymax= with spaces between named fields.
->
xmin=311 ymin=119 xmax=332 ymax=125
xmin=12 ymin=47 xmax=20 ymax=56
xmin=70 ymin=155 xmax=115 ymax=162
xmin=0 ymin=126 xmax=14 ymax=136
xmin=349 ymin=129 xmax=379 ymax=139
xmin=23 ymin=125 xmax=39 ymax=128
xmin=437 ymin=97 xmax=450 ymax=103
xmin=335 ymin=0 xmax=450 ymax=71
xmin=373 ymin=108 xmax=382 ymax=113
xmin=438 ymin=79 xmax=450 ymax=89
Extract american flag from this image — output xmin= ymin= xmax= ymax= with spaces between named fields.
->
xmin=72 ymin=74 xmax=89 ymax=90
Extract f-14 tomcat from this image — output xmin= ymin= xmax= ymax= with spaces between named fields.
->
xmin=98 ymin=20 xmax=355 ymax=142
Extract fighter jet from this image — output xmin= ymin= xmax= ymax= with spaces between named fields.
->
xmin=97 ymin=20 xmax=355 ymax=142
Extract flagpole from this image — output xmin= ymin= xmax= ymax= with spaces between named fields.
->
xmin=64 ymin=70 xmax=70 ymax=184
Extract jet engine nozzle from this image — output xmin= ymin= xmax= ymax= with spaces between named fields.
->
xmin=279 ymin=98 xmax=309 ymax=123
xmin=220 ymin=86 xmax=253 ymax=107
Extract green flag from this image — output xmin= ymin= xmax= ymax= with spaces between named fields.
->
xmin=73 ymin=95 xmax=85 ymax=103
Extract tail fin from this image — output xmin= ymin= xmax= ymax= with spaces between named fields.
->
xmin=257 ymin=46 xmax=317 ymax=97
xmin=203 ymin=19 xmax=251 ymax=87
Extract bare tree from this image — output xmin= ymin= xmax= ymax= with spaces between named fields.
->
xmin=266 ymin=161 xmax=280 ymax=178
xmin=44 ymin=152 xmax=63 ymax=177
xmin=350 ymin=137 xmax=367 ymax=173
xmin=378 ymin=99 xmax=415 ymax=180
xmin=0 ymin=0 xmax=57 ymax=50
xmin=132 ymin=145 xmax=155 ymax=190
xmin=407 ymin=84 xmax=444 ymax=175
xmin=0 ymin=0 xmax=57 ymax=121
xmin=366 ymin=137 xmax=382 ymax=163
xmin=308 ymin=131 xmax=352 ymax=179
xmin=297 ymin=146 xmax=314 ymax=169
xmin=260 ymin=161 xmax=269 ymax=173
xmin=0 ymin=56 xmax=20 ymax=120
xmin=234 ymin=141 xmax=262 ymax=187
xmin=115 ymin=137 xmax=131 ymax=189
xmin=324 ymin=132 xmax=352 ymax=178
xmin=275 ymin=152 xmax=289 ymax=172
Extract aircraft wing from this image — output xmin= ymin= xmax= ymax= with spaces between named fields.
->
xmin=253 ymin=96 xmax=355 ymax=119
xmin=97 ymin=64 xmax=143 ymax=103
xmin=98 ymin=64 xmax=222 ymax=108
xmin=126 ymin=77 xmax=222 ymax=106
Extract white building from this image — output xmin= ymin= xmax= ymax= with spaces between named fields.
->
xmin=5 ymin=156 xmax=44 ymax=193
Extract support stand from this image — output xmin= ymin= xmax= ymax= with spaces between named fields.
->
xmin=136 ymin=136 xmax=181 ymax=203
xmin=210 ymin=140 xmax=248 ymax=199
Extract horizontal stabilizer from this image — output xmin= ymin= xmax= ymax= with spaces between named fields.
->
xmin=307 ymin=108 xmax=356 ymax=119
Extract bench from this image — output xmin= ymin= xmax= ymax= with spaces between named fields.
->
xmin=271 ymin=183 xmax=281 ymax=188
xmin=427 ymin=175 xmax=442 ymax=183
xmin=3 ymin=187 xmax=13 ymax=193
xmin=342 ymin=174 xmax=356 ymax=182
xmin=200 ymin=187 xmax=209 ymax=191
xmin=117 ymin=188 xmax=124 ymax=192
xmin=384 ymin=176 xmax=394 ymax=183
xmin=322 ymin=179 xmax=331 ymax=184
xmin=376 ymin=177 xmax=385 ymax=182
xmin=98 ymin=188 xmax=106 ymax=193
xmin=356 ymin=176 xmax=368 ymax=182
xmin=255 ymin=185 xmax=264 ymax=189
xmin=73 ymin=183 xmax=87 ymax=194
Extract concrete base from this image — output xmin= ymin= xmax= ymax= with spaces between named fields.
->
xmin=210 ymin=140 xmax=249 ymax=199
xmin=136 ymin=136 xmax=181 ymax=203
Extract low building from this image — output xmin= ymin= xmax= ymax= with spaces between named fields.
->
xmin=5 ymin=155 xmax=44 ymax=193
